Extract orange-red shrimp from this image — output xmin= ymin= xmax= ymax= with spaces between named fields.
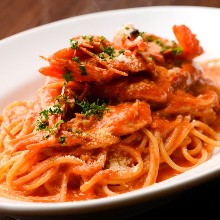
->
xmin=39 ymin=35 xmax=154 ymax=83
xmin=90 ymin=74 xmax=170 ymax=104
xmin=157 ymin=90 xmax=219 ymax=124
xmin=58 ymin=100 xmax=152 ymax=149
xmin=113 ymin=24 xmax=204 ymax=64
xmin=167 ymin=61 xmax=203 ymax=90
xmin=113 ymin=24 xmax=147 ymax=51
xmin=39 ymin=24 xmax=204 ymax=85
xmin=173 ymin=24 xmax=204 ymax=60
xmin=112 ymin=24 xmax=180 ymax=64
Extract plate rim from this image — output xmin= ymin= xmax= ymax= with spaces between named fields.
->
xmin=0 ymin=5 xmax=220 ymax=216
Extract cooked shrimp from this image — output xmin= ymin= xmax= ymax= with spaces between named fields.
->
xmin=90 ymin=73 xmax=170 ymax=104
xmin=157 ymin=90 xmax=219 ymax=124
xmin=172 ymin=24 xmax=204 ymax=60
xmin=113 ymin=24 xmax=204 ymax=65
xmin=59 ymin=100 xmax=152 ymax=149
xmin=168 ymin=61 xmax=203 ymax=90
xmin=39 ymin=35 xmax=154 ymax=83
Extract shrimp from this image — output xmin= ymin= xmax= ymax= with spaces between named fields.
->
xmin=113 ymin=24 xmax=147 ymax=51
xmin=13 ymin=100 xmax=151 ymax=151
xmin=90 ymin=67 xmax=170 ymax=104
xmin=39 ymin=24 xmax=204 ymax=85
xmin=113 ymin=24 xmax=204 ymax=64
xmin=157 ymin=90 xmax=219 ymax=124
xmin=61 ymin=100 xmax=152 ymax=149
xmin=113 ymin=24 xmax=176 ymax=63
xmin=39 ymin=35 xmax=153 ymax=84
xmin=172 ymin=24 xmax=204 ymax=60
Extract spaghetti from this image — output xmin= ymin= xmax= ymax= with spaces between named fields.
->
xmin=0 ymin=24 xmax=220 ymax=202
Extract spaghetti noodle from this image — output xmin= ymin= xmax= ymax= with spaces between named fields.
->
xmin=0 ymin=24 xmax=220 ymax=202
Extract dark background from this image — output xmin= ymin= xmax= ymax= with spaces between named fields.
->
xmin=0 ymin=0 xmax=220 ymax=219
xmin=1 ymin=0 xmax=220 ymax=40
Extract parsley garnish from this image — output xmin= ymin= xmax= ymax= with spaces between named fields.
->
xmin=81 ymin=35 xmax=94 ymax=43
xmin=100 ymin=36 xmax=105 ymax=42
xmin=37 ymin=104 xmax=63 ymax=129
xmin=36 ymin=120 xmax=48 ymax=131
xmin=63 ymin=71 xmax=74 ymax=82
xmin=147 ymin=35 xmax=153 ymax=42
xmin=100 ymin=46 xmax=115 ymax=59
xmin=39 ymin=109 xmax=49 ymax=121
xmin=58 ymin=136 xmax=66 ymax=145
xmin=149 ymin=37 xmax=183 ymax=56
xmin=49 ymin=104 xmax=63 ymax=115
xmin=36 ymin=67 xmax=77 ymax=140
xmin=51 ymin=120 xmax=64 ymax=136
xmin=75 ymin=129 xmax=82 ymax=134
xmin=139 ymin=31 xmax=145 ymax=37
xmin=171 ymin=46 xmax=183 ymax=55
xmin=79 ymin=65 xmax=87 ymax=75
xmin=88 ymin=36 xmax=94 ymax=43
xmin=119 ymin=49 xmax=125 ymax=55
xmin=72 ymin=56 xmax=87 ymax=75
xmin=36 ymin=104 xmax=64 ymax=138
xmin=70 ymin=39 xmax=79 ymax=49
xmin=74 ymin=98 xmax=109 ymax=120
xmin=72 ymin=56 xmax=80 ymax=63
xmin=98 ymin=53 xmax=106 ymax=61
xmin=155 ymin=39 xmax=163 ymax=47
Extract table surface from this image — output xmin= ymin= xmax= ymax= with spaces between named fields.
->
xmin=1 ymin=0 xmax=220 ymax=219
xmin=1 ymin=0 xmax=220 ymax=40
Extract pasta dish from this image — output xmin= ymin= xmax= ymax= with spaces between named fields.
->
xmin=0 ymin=24 xmax=220 ymax=202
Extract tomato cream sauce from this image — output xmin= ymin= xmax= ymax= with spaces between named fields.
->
xmin=199 ymin=59 xmax=220 ymax=85
xmin=199 ymin=59 xmax=220 ymax=132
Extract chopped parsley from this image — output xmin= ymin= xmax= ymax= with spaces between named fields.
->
xmin=103 ymin=46 xmax=115 ymax=57
xmin=49 ymin=104 xmax=63 ymax=115
xmin=51 ymin=120 xmax=64 ymax=136
xmin=63 ymin=71 xmax=74 ymax=82
xmin=147 ymin=35 xmax=153 ymax=42
xmin=148 ymin=37 xmax=183 ymax=56
xmin=36 ymin=120 xmax=48 ymax=131
xmin=72 ymin=56 xmax=87 ymax=75
xmin=171 ymin=46 xmax=183 ymax=55
xmin=37 ymin=104 xmax=63 ymax=126
xmin=70 ymin=39 xmax=79 ymax=49
xmin=82 ymin=35 xmax=94 ymax=43
xmin=74 ymin=98 xmax=109 ymax=120
xmin=155 ymin=39 xmax=163 ymax=47
xmin=100 ymin=46 xmax=115 ymax=59
xmin=75 ymin=129 xmax=82 ymax=134
xmin=79 ymin=65 xmax=87 ymax=75
xmin=36 ymin=70 xmax=73 ymax=140
xmin=58 ymin=136 xmax=66 ymax=145
xmin=119 ymin=49 xmax=125 ymax=55
xmin=139 ymin=31 xmax=145 ymax=37
xmin=100 ymin=36 xmax=105 ymax=42
xmin=72 ymin=56 xmax=80 ymax=63
xmin=98 ymin=53 xmax=106 ymax=61
xmin=36 ymin=104 xmax=64 ymax=139
xmin=88 ymin=35 xmax=94 ymax=43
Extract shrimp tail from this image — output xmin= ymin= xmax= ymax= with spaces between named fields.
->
xmin=173 ymin=24 xmax=204 ymax=60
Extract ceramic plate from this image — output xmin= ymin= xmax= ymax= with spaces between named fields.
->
xmin=0 ymin=6 xmax=220 ymax=220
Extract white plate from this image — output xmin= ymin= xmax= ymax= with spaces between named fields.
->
xmin=0 ymin=6 xmax=220 ymax=219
